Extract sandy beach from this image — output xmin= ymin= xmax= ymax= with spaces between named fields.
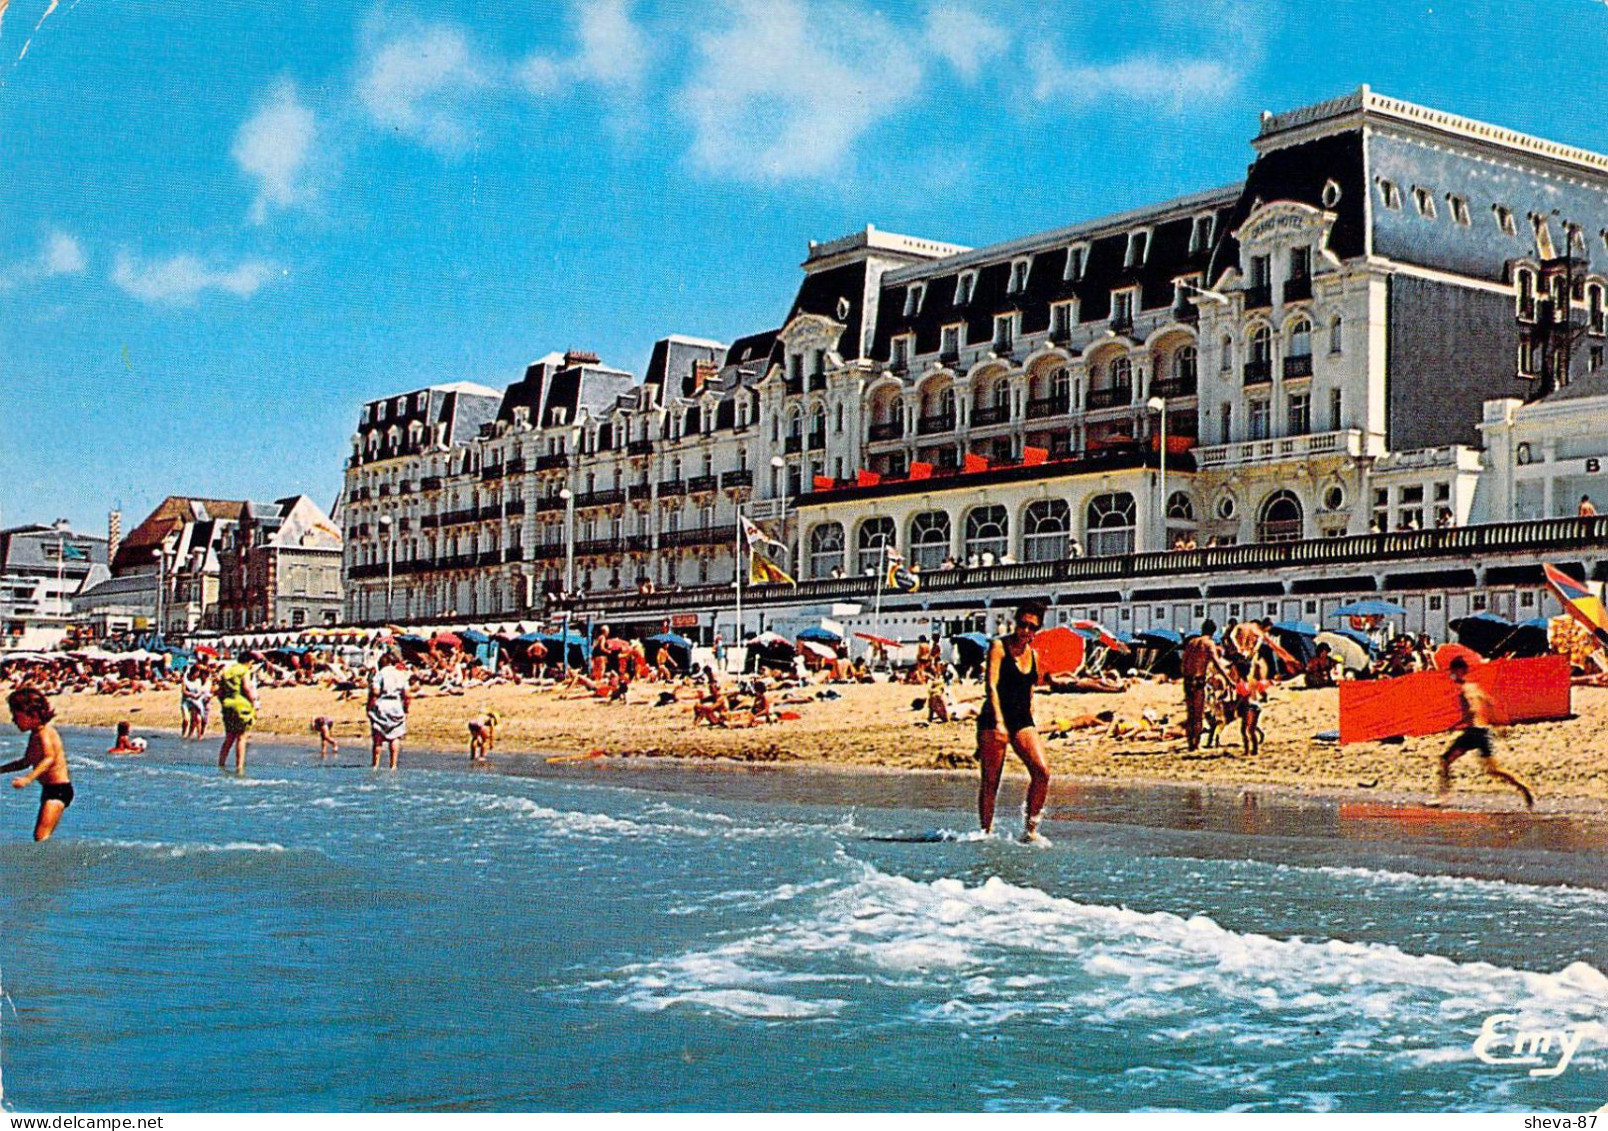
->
xmin=47 ymin=676 xmax=1608 ymax=811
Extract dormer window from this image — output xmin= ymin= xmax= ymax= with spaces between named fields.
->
xmin=903 ymin=282 xmax=926 ymax=317
xmin=361 ymin=404 xmax=372 ymax=424
xmin=1412 ymin=186 xmax=1436 ymax=219
xmin=1515 ymin=266 xmax=1538 ymax=323
xmin=1447 ymin=194 xmax=1471 ymax=226
xmin=993 ymin=314 xmax=1016 ymax=352
xmin=890 ymin=334 xmax=913 ymax=369
xmin=414 ymin=392 xmax=427 ymax=410
xmin=1007 ymin=258 xmax=1031 ymax=294
xmin=1124 ymin=229 xmax=1151 ymax=268
xmin=1172 ymin=275 xmax=1201 ymax=312
xmin=1494 ymin=205 xmax=1517 ymax=236
xmin=1064 ymin=243 xmax=1089 ymax=282
xmin=1110 ymin=289 xmax=1134 ymax=327
xmin=394 ymin=397 xmax=407 ymax=417
xmin=787 ymin=353 xmax=802 ymax=385
xmin=1376 ymin=178 xmax=1402 ymax=211
xmin=1189 ymin=215 xmax=1215 ymax=253
xmin=1568 ymin=223 xmax=1587 ymax=254
xmin=940 ymin=323 xmax=962 ymax=358
xmin=550 ymin=407 xmax=568 ymax=427
xmin=1050 ymin=300 xmax=1075 ymax=341
xmin=954 ymin=270 xmax=977 ymax=305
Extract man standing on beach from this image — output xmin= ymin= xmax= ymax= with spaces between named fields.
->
xmin=1181 ymin=621 xmax=1231 ymax=752
xmin=1437 ymin=656 xmax=1535 ymax=809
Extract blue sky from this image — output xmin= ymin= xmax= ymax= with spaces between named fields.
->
xmin=3 ymin=0 xmax=1608 ymax=537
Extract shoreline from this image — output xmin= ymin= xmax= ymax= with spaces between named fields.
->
xmin=46 ymin=675 xmax=1608 ymax=822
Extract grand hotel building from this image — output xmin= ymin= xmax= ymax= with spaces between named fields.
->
xmin=341 ymin=89 xmax=1608 ymax=641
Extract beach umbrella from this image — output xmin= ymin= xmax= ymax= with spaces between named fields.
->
xmin=798 ymin=639 xmax=836 ymax=662
xmin=1034 ymin=626 xmax=1087 ymax=677
xmin=853 ymin=631 xmax=900 ymax=649
xmin=1069 ymin=619 xmax=1130 ymax=653
xmin=1450 ymin=612 xmax=1518 ymax=657
xmin=1332 ymin=600 xmax=1407 ymax=618
xmin=1314 ymin=631 xmax=1370 ymax=673
xmin=797 ymin=625 xmax=844 ymax=644
xmin=748 ymin=630 xmax=791 ymax=648
xmin=1135 ymin=627 xmax=1184 ymax=646
xmin=1435 ymin=643 xmax=1484 ymax=670
xmin=952 ymin=632 xmax=990 ymax=678
xmin=432 ymin=631 xmax=463 ymax=650
xmin=460 ymin=629 xmax=490 ymax=645
xmin=644 ymin=633 xmax=692 ymax=670
xmin=1544 ymin=562 xmax=1608 ymax=651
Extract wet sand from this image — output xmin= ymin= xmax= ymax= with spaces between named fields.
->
xmin=45 ymin=677 xmax=1608 ymax=813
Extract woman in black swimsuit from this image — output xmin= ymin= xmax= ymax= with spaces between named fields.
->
xmin=975 ymin=601 xmax=1051 ymax=842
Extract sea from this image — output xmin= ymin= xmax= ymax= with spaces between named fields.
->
xmin=0 ymin=727 xmax=1603 ymax=1113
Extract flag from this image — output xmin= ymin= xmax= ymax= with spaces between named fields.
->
xmin=1544 ymin=562 xmax=1608 ymax=650
xmin=61 ymin=542 xmax=88 ymax=561
xmin=750 ymin=553 xmax=796 ymax=586
xmin=885 ymin=549 xmax=919 ymax=593
xmin=739 ymin=513 xmax=787 ymax=553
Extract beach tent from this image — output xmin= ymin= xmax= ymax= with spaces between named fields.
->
xmin=746 ymin=631 xmax=795 ymax=672
xmin=534 ymin=630 xmax=589 ymax=668
xmin=645 ymin=632 xmax=692 ymax=671
xmin=953 ymin=632 xmax=991 ymax=679
xmin=1269 ymin=621 xmax=1319 ymax=667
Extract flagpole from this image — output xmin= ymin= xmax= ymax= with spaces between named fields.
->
xmin=733 ymin=505 xmax=743 ymax=674
xmin=871 ymin=542 xmax=886 ymax=659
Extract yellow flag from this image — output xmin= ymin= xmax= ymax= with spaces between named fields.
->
xmin=750 ymin=553 xmax=796 ymax=586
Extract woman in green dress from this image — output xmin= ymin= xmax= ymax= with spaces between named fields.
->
xmin=215 ymin=651 xmax=259 ymax=774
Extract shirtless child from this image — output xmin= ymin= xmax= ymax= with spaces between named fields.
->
xmin=1436 ymin=656 xmax=1536 ymax=809
xmin=5 ymin=688 xmax=74 ymax=842
xmin=467 ymin=710 xmax=500 ymax=761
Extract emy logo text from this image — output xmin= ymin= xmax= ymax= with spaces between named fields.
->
xmin=1473 ymin=1013 xmax=1603 ymax=1078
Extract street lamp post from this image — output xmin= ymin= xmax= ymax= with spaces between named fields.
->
xmin=378 ymin=514 xmax=395 ymax=621
xmin=1147 ymin=395 xmax=1168 ymax=551
xmin=769 ymin=455 xmax=789 ymax=569
xmin=559 ymin=488 xmax=576 ymax=596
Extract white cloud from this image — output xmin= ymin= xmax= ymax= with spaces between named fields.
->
xmin=679 ymin=0 xmax=926 ymax=182
xmin=924 ymin=6 xmax=1009 ymax=80
xmin=111 ymin=252 xmax=276 ymax=306
xmin=519 ymin=0 xmax=650 ymax=98
xmin=1029 ymin=52 xmax=1242 ymax=111
xmin=234 ymin=79 xmax=319 ymax=224
xmin=356 ymin=20 xmax=493 ymax=154
xmin=0 ymin=230 xmax=87 ymax=289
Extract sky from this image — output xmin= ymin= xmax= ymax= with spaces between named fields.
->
xmin=3 ymin=0 xmax=1608 ymax=537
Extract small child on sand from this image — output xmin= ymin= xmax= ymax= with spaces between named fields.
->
xmin=107 ymin=720 xmax=147 ymax=755
xmin=467 ymin=710 xmax=500 ymax=761
xmin=311 ymin=716 xmax=338 ymax=759
xmin=4 ymin=687 xmax=74 ymax=841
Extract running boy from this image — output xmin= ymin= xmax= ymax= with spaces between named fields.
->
xmin=5 ymin=688 xmax=74 ymax=841
xmin=1437 ymin=657 xmax=1535 ymax=809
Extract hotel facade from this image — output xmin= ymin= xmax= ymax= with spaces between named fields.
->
xmin=341 ymin=89 xmax=1608 ymax=641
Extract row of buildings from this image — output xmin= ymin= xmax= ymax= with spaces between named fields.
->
xmin=1 ymin=495 xmax=344 ymax=651
xmin=338 ymin=87 xmax=1608 ymax=644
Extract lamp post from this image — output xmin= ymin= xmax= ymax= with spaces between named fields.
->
xmin=769 ymin=455 xmax=789 ymax=568
xmin=559 ymin=487 xmax=575 ymax=596
xmin=1147 ymin=395 xmax=1168 ymax=551
xmin=377 ymin=514 xmax=395 ymax=620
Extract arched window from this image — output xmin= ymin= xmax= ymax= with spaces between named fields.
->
xmin=1257 ymin=490 xmax=1304 ymax=543
xmin=1167 ymin=491 xmax=1195 ymax=522
xmin=1051 ymin=366 xmax=1072 ymax=401
xmin=1110 ymin=356 xmax=1133 ymax=391
xmin=1515 ymin=266 xmax=1538 ymax=321
xmin=908 ymin=511 xmax=952 ymax=570
xmin=856 ymin=516 xmax=896 ymax=574
xmin=787 ymin=407 xmax=803 ymax=439
xmin=808 ymin=406 xmax=826 ymax=448
xmin=808 ymin=523 xmax=844 ymax=578
xmin=1248 ymin=324 xmax=1272 ymax=364
xmin=1085 ymin=492 xmax=1136 ymax=557
xmin=1169 ymin=345 xmax=1197 ymax=395
xmin=1288 ymin=317 xmax=1312 ymax=357
xmin=1022 ymin=499 xmax=1071 ymax=562
xmin=963 ymin=505 xmax=1009 ymax=563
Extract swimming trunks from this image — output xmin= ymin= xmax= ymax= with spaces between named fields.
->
xmin=977 ymin=639 xmax=1038 ymax=736
xmin=1446 ymin=726 xmax=1493 ymax=758
xmin=40 ymin=781 xmax=74 ymax=808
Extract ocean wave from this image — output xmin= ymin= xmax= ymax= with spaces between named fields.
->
xmin=83 ymin=838 xmax=289 ymax=858
xmin=1278 ymin=863 xmax=1608 ymax=907
xmin=610 ymin=863 xmax=1608 ymax=1070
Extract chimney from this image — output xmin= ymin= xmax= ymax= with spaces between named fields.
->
xmin=108 ymin=510 xmax=122 ymax=567
xmin=563 ymin=349 xmax=600 ymax=366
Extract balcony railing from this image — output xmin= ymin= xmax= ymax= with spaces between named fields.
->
xmin=574 ymin=539 xmax=619 ymax=557
xmin=939 ymin=349 xmax=961 ymax=366
xmin=529 ymin=543 xmax=565 ymax=560
xmin=1026 ymin=395 xmax=1070 ymax=420
xmin=658 ymin=479 xmax=687 ymax=497
xmin=806 ymin=431 xmax=827 ymax=451
xmin=1109 ymin=313 xmax=1133 ymax=335
xmin=560 ymin=514 xmax=1608 ymax=619
xmin=1171 ymin=303 xmax=1200 ymax=324
xmin=1283 ymin=275 xmax=1313 ymax=304
xmin=1244 ymin=284 xmax=1273 ymax=309
xmin=869 ymin=420 xmax=904 ymax=441
xmin=1149 ymin=376 xmax=1197 ymax=398
xmin=721 ymin=469 xmax=754 ymax=490
xmin=534 ymin=496 xmax=566 ymax=513
xmin=659 ymin=524 xmax=737 ymax=549
xmin=686 ymin=475 xmax=719 ymax=494
xmin=971 ymin=405 xmax=1011 ymax=426
xmin=1283 ymin=354 xmax=1314 ymax=379
xmin=917 ymin=413 xmax=955 ymax=435
xmin=784 ymin=377 xmax=804 ymax=396
xmin=535 ymin=453 xmax=570 ymax=471
xmin=1086 ymin=386 xmax=1132 ymax=410
xmin=1243 ymin=360 xmax=1273 ymax=386
xmin=808 ymin=372 xmax=827 ymax=392
xmin=625 ymin=483 xmax=653 ymax=503
xmin=627 ymin=438 xmax=655 ymax=457
xmin=420 ymin=476 xmax=443 ymax=491
xmin=575 ymin=489 xmax=625 ymax=509
xmin=440 ymin=509 xmax=477 ymax=527
xmin=504 ymin=459 xmax=526 ymax=476
xmin=785 ymin=435 xmax=804 ymax=454
xmin=480 ymin=466 xmax=502 ymax=482
xmin=504 ymin=500 xmax=525 ymax=517
xmin=1192 ymin=429 xmax=1382 ymax=469
xmin=626 ymin=534 xmax=654 ymax=552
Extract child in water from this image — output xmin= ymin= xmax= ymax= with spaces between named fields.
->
xmin=107 ymin=720 xmax=148 ymax=755
xmin=4 ymin=688 xmax=74 ymax=841
xmin=311 ymin=716 xmax=338 ymax=759
xmin=467 ymin=710 xmax=499 ymax=761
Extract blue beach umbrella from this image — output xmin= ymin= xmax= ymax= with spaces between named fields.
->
xmin=1136 ymin=626 xmax=1184 ymax=646
xmin=1331 ymin=600 xmax=1407 ymax=618
xmin=1271 ymin=620 xmax=1319 ymax=636
xmin=796 ymin=625 xmax=844 ymax=644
